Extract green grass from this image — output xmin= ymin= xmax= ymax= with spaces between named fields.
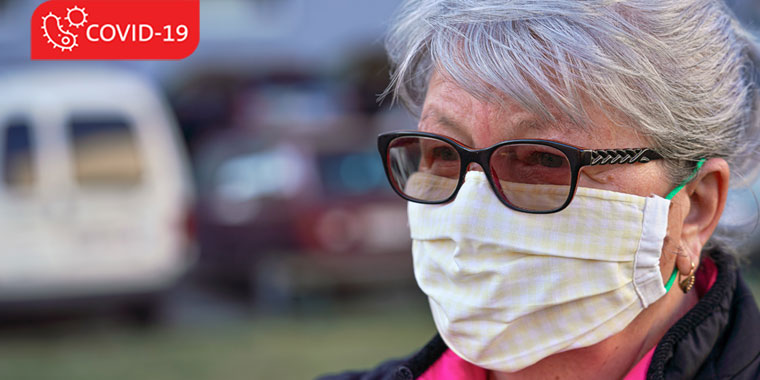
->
xmin=0 ymin=301 xmax=436 ymax=380
xmin=0 ymin=271 xmax=758 ymax=380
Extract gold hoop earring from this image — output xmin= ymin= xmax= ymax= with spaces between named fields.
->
xmin=679 ymin=261 xmax=696 ymax=293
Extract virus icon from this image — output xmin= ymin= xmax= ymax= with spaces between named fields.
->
xmin=40 ymin=5 xmax=89 ymax=53
xmin=41 ymin=12 xmax=78 ymax=52
xmin=66 ymin=6 xmax=88 ymax=28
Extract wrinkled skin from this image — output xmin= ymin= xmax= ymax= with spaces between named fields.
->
xmin=418 ymin=72 xmax=730 ymax=380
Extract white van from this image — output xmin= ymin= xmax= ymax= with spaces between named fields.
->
xmin=0 ymin=67 xmax=195 ymax=315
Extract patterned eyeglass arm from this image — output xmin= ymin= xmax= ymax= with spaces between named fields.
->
xmin=581 ymin=148 xmax=664 ymax=166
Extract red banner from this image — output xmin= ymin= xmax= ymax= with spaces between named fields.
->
xmin=31 ymin=0 xmax=199 ymax=60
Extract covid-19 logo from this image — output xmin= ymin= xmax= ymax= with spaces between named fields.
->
xmin=31 ymin=0 xmax=199 ymax=60
xmin=40 ymin=5 xmax=88 ymax=52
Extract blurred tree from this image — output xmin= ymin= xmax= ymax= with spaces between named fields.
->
xmin=726 ymin=0 xmax=760 ymax=28
xmin=342 ymin=49 xmax=393 ymax=116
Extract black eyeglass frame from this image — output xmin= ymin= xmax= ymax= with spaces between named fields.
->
xmin=377 ymin=131 xmax=664 ymax=214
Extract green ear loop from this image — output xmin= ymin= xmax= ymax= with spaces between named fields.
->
xmin=664 ymin=267 xmax=679 ymax=292
xmin=664 ymin=159 xmax=707 ymax=201
xmin=662 ymin=158 xmax=707 ymax=292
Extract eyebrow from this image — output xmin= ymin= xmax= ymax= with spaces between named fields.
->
xmin=420 ymin=108 xmax=468 ymax=137
xmin=420 ymin=106 xmax=560 ymax=140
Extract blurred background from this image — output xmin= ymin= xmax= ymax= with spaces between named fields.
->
xmin=0 ymin=0 xmax=759 ymax=379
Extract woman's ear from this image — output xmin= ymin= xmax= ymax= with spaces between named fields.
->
xmin=678 ymin=158 xmax=730 ymax=264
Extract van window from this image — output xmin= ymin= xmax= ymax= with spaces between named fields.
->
xmin=3 ymin=121 xmax=36 ymax=189
xmin=69 ymin=117 xmax=143 ymax=187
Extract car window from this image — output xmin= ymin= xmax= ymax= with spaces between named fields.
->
xmin=214 ymin=144 xmax=307 ymax=202
xmin=69 ymin=116 xmax=143 ymax=187
xmin=318 ymin=151 xmax=387 ymax=195
xmin=2 ymin=120 xmax=36 ymax=190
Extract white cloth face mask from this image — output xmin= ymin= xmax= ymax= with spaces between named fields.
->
xmin=408 ymin=170 xmax=671 ymax=372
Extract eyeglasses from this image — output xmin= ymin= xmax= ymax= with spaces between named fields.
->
xmin=377 ymin=131 xmax=664 ymax=214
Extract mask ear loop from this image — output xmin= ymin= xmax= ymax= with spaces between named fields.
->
xmin=663 ymin=158 xmax=707 ymax=292
xmin=664 ymin=265 xmax=679 ymax=292
xmin=665 ymin=159 xmax=707 ymax=200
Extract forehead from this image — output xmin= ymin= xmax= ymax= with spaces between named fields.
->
xmin=419 ymin=71 xmax=647 ymax=150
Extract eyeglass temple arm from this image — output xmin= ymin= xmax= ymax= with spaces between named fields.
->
xmin=580 ymin=148 xmax=664 ymax=166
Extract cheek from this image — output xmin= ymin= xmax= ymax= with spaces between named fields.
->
xmin=659 ymin=234 xmax=678 ymax=275
xmin=659 ymin=202 xmax=688 ymax=274
xmin=579 ymin=163 xmax=672 ymax=198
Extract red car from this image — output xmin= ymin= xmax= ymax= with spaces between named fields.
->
xmin=194 ymin=129 xmax=413 ymax=304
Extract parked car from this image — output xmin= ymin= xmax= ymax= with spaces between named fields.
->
xmin=194 ymin=127 xmax=412 ymax=303
xmin=0 ymin=67 xmax=195 ymax=321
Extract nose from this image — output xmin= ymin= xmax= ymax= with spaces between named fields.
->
xmin=463 ymin=163 xmax=486 ymax=183
xmin=466 ymin=162 xmax=485 ymax=172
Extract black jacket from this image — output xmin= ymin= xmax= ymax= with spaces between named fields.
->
xmin=318 ymin=251 xmax=760 ymax=380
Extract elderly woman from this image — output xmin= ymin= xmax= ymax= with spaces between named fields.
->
xmin=321 ymin=0 xmax=760 ymax=379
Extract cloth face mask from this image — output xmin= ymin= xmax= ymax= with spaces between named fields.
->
xmin=408 ymin=171 xmax=671 ymax=372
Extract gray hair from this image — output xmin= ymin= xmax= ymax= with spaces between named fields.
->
xmin=384 ymin=0 xmax=760 ymax=252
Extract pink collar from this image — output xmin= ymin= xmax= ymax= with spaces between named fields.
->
xmin=419 ymin=258 xmax=719 ymax=380
xmin=418 ymin=349 xmax=487 ymax=380
xmin=622 ymin=257 xmax=717 ymax=380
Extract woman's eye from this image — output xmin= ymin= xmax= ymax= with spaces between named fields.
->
xmin=530 ymin=152 xmax=565 ymax=168
xmin=431 ymin=146 xmax=458 ymax=161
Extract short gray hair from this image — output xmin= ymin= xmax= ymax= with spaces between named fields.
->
xmin=384 ymin=0 xmax=760 ymax=251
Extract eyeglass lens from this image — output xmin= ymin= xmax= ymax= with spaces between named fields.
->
xmin=387 ymin=136 xmax=573 ymax=212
